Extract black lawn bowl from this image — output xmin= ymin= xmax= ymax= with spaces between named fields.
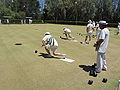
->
xmin=35 ymin=50 xmax=38 ymax=53
xmin=92 ymin=63 xmax=97 ymax=68
xmin=60 ymin=36 xmax=62 ymax=38
xmin=80 ymin=42 xmax=83 ymax=44
xmin=102 ymin=78 xmax=107 ymax=83
xmin=88 ymin=80 xmax=93 ymax=85
xmin=89 ymin=70 xmax=94 ymax=76
xmin=15 ymin=43 xmax=22 ymax=45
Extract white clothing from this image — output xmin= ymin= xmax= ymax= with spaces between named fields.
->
xmin=29 ymin=19 xmax=32 ymax=24
xmin=98 ymin=28 xmax=109 ymax=53
xmin=0 ymin=19 xmax=1 ymax=24
xmin=96 ymin=23 xmax=101 ymax=37
xmin=92 ymin=22 xmax=96 ymax=28
xmin=87 ymin=30 xmax=93 ymax=36
xmin=45 ymin=45 xmax=58 ymax=53
xmin=86 ymin=23 xmax=94 ymax=36
xmin=42 ymin=35 xmax=58 ymax=47
xmin=87 ymin=23 xmax=94 ymax=32
xmin=96 ymin=52 xmax=107 ymax=72
xmin=64 ymin=28 xmax=71 ymax=34
xmin=6 ymin=19 xmax=9 ymax=24
xmin=117 ymin=25 xmax=120 ymax=32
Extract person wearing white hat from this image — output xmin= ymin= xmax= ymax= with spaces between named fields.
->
xmin=84 ymin=20 xmax=94 ymax=44
xmin=116 ymin=22 xmax=120 ymax=35
xmin=42 ymin=32 xmax=66 ymax=57
xmin=62 ymin=27 xmax=75 ymax=40
xmin=93 ymin=20 xmax=110 ymax=73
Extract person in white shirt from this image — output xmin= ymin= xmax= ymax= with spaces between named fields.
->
xmin=93 ymin=21 xmax=110 ymax=73
xmin=84 ymin=20 xmax=94 ymax=44
xmin=42 ymin=32 xmax=66 ymax=57
xmin=95 ymin=22 xmax=101 ymax=38
xmin=0 ymin=19 xmax=2 ymax=24
xmin=62 ymin=27 xmax=75 ymax=40
xmin=29 ymin=19 xmax=32 ymax=24
xmin=6 ymin=19 xmax=9 ymax=24
xmin=92 ymin=21 xmax=96 ymax=28
xmin=116 ymin=23 xmax=120 ymax=35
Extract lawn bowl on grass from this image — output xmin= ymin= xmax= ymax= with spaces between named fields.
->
xmin=102 ymin=78 xmax=108 ymax=83
xmin=35 ymin=50 xmax=38 ymax=53
xmin=88 ymin=80 xmax=93 ymax=85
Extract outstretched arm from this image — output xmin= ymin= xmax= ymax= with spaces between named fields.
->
xmin=41 ymin=40 xmax=46 ymax=47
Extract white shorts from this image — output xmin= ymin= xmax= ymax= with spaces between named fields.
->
xmin=117 ymin=29 xmax=120 ymax=32
xmin=45 ymin=45 xmax=58 ymax=53
xmin=87 ymin=31 xmax=93 ymax=36
xmin=65 ymin=31 xmax=71 ymax=35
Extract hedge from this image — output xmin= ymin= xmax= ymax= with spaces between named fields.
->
xmin=45 ymin=20 xmax=118 ymax=27
xmin=0 ymin=19 xmax=118 ymax=27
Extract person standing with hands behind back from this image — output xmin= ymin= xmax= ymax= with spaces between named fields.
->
xmin=93 ymin=21 xmax=110 ymax=73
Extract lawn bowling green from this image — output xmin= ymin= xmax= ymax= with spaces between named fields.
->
xmin=0 ymin=24 xmax=119 ymax=90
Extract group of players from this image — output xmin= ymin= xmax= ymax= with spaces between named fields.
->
xmin=41 ymin=20 xmax=120 ymax=73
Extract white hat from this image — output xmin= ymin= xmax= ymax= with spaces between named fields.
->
xmin=88 ymin=20 xmax=92 ymax=23
xmin=45 ymin=32 xmax=50 ymax=35
xmin=99 ymin=20 xmax=108 ymax=25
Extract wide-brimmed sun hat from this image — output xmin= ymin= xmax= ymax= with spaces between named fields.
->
xmin=99 ymin=20 xmax=108 ymax=25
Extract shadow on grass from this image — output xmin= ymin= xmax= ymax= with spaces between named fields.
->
xmin=79 ymin=65 xmax=98 ymax=77
xmin=60 ymin=36 xmax=70 ymax=40
xmin=79 ymin=65 xmax=93 ymax=72
xmin=38 ymin=53 xmax=61 ymax=59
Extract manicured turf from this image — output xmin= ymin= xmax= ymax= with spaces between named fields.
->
xmin=0 ymin=24 xmax=120 ymax=90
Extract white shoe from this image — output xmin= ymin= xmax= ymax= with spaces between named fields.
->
xmin=95 ymin=69 xmax=101 ymax=73
xmin=102 ymin=65 xmax=107 ymax=71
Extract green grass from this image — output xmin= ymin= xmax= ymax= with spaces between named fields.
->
xmin=0 ymin=24 xmax=120 ymax=90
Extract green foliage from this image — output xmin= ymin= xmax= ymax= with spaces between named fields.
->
xmin=45 ymin=0 xmax=120 ymax=22
xmin=0 ymin=0 xmax=41 ymax=19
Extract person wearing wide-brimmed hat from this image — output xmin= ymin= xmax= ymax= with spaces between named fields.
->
xmin=93 ymin=20 xmax=110 ymax=73
xmin=41 ymin=32 xmax=66 ymax=57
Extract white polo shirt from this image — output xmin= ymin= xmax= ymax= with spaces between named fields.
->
xmin=87 ymin=23 xmax=94 ymax=33
xmin=42 ymin=35 xmax=58 ymax=46
xmin=64 ymin=28 xmax=71 ymax=33
xmin=98 ymin=28 xmax=110 ymax=53
xmin=118 ymin=25 xmax=120 ymax=32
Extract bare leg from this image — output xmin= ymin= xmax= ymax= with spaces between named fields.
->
xmin=68 ymin=34 xmax=75 ymax=40
xmin=64 ymin=33 xmax=68 ymax=38
xmin=51 ymin=46 xmax=66 ymax=56
xmin=45 ymin=47 xmax=51 ymax=55
xmin=116 ymin=32 xmax=119 ymax=35
xmin=85 ymin=36 xmax=88 ymax=42
xmin=53 ymin=52 xmax=65 ymax=56
xmin=89 ymin=36 xmax=91 ymax=41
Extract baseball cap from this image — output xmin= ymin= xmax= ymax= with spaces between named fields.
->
xmin=45 ymin=32 xmax=50 ymax=35
xmin=99 ymin=21 xmax=108 ymax=25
